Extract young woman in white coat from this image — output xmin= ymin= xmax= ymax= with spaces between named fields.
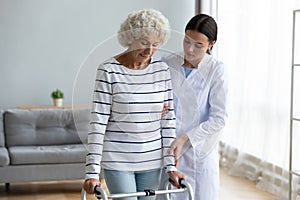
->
xmin=158 ymin=14 xmax=228 ymax=200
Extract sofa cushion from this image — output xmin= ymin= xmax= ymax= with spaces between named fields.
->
xmin=4 ymin=108 xmax=90 ymax=146
xmin=8 ymin=144 xmax=86 ymax=165
xmin=0 ymin=147 xmax=9 ymax=166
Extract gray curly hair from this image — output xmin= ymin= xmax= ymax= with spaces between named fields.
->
xmin=117 ymin=9 xmax=171 ymax=47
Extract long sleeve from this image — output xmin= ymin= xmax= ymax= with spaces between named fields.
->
xmin=161 ymin=68 xmax=177 ymax=172
xmin=186 ymin=63 xmax=228 ymax=158
xmin=85 ymin=65 xmax=112 ymax=180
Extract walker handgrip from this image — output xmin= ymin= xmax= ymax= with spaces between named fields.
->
xmin=168 ymin=178 xmax=186 ymax=188
xmin=94 ymin=185 xmax=100 ymax=195
xmin=166 ymin=178 xmax=194 ymax=200
xmin=179 ymin=179 xmax=187 ymax=188
xmin=94 ymin=185 xmax=109 ymax=200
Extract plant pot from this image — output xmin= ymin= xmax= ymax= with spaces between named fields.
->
xmin=53 ymin=98 xmax=63 ymax=107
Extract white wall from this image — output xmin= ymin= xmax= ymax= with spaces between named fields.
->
xmin=0 ymin=0 xmax=195 ymax=109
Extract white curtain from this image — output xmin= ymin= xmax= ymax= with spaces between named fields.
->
xmin=214 ymin=0 xmax=300 ymax=199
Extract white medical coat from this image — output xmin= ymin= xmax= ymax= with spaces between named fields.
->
xmin=158 ymin=52 xmax=228 ymax=200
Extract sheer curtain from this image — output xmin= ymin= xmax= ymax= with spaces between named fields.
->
xmin=213 ymin=0 xmax=300 ymax=199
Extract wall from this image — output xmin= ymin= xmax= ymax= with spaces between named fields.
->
xmin=0 ymin=0 xmax=194 ymax=109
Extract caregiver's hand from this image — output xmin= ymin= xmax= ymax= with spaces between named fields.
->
xmin=168 ymin=134 xmax=189 ymax=162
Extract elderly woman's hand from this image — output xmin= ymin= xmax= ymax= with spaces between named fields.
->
xmin=83 ymin=178 xmax=101 ymax=194
xmin=168 ymin=171 xmax=187 ymax=188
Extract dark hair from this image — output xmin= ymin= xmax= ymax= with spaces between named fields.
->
xmin=185 ymin=14 xmax=218 ymax=43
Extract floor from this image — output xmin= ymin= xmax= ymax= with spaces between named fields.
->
xmin=0 ymin=167 xmax=278 ymax=200
xmin=219 ymin=168 xmax=278 ymax=200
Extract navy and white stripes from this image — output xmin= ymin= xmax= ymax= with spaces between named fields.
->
xmin=85 ymin=58 xmax=177 ymax=180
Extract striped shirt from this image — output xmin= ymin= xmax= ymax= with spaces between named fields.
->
xmin=85 ymin=58 xmax=177 ymax=180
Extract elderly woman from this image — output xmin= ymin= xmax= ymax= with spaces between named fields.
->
xmin=83 ymin=9 xmax=185 ymax=200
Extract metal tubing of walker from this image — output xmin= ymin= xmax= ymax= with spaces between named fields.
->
xmin=81 ymin=180 xmax=194 ymax=200
xmin=164 ymin=180 xmax=194 ymax=200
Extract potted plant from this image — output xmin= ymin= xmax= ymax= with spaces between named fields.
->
xmin=51 ymin=89 xmax=64 ymax=107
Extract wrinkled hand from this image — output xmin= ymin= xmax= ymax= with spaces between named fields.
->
xmin=168 ymin=134 xmax=189 ymax=161
xmin=83 ymin=178 xmax=101 ymax=194
xmin=168 ymin=171 xmax=187 ymax=188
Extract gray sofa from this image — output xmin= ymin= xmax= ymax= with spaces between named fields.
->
xmin=0 ymin=108 xmax=90 ymax=189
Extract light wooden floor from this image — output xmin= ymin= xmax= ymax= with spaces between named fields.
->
xmin=219 ymin=168 xmax=278 ymax=200
xmin=0 ymin=167 xmax=278 ymax=200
